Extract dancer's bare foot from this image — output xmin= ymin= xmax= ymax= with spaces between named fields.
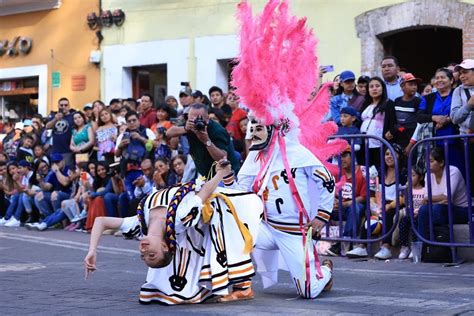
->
xmin=322 ymin=259 xmax=334 ymax=292
xmin=218 ymin=287 xmax=254 ymax=302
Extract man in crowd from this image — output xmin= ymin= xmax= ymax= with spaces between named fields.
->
xmin=167 ymin=103 xmax=240 ymax=177
xmin=209 ymin=86 xmax=232 ymax=113
xmin=138 ymin=94 xmax=157 ymax=129
xmin=381 ymin=56 xmax=403 ymax=101
xmin=109 ymin=98 xmax=122 ymax=114
xmin=179 ymin=87 xmax=194 ymax=115
xmin=83 ymin=103 xmax=93 ymax=122
xmin=45 ymin=97 xmax=75 ymax=167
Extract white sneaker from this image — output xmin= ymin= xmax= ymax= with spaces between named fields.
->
xmin=408 ymin=251 xmax=413 ymax=259
xmin=37 ymin=222 xmax=48 ymax=231
xmin=398 ymin=246 xmax=411 ymax=260
xmin=0 ymin=217 xmax=7 ymax=225
xmin=25 ymin=222 xmax=39 ymax=230
xmin=346 ymin=247 xmax=368 ymax=258
xmin=375 ymin=246 xmax=392 ymax=260
xmin=4 ymin=217 xmax=21 ymax=227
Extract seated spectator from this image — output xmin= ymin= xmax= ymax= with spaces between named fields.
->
xmin=393 ymin=73 xmax=422 ymax=150
xmin=330 ymin=70 xmax=365 ymax=124
xmin=417 ymin=147 xmax=469 ymax=240
xmin=359 ymin=77 xmax=396 ymax=168
xmin=95 ymin=109 xmax=117 ymax=165
xmin=0 ymin=161 xmax=8 ymax=218
xmin=16 ymin=134 xmax=35 ymax=164
xmin=171 ymin=155 xmax=187 ymax=183
xmin=34 ymin=153 xmax=72 ymax=218
xmin=336 ymin=107 xmax=361 ymax=151
xmin=70 ymin=111 xmax=95 ymax=165
xmin=327 ymin=146 xmax=366 ymax=256
xmin=397 ymin=166 xmax=425 ymax=259
xmin=33 ymin=144 xmax=50 ymax=165
xmin=2 ymin=122 xmax=16 ymax=161
xmin=153 ymin=158 xmax=177 ymax=189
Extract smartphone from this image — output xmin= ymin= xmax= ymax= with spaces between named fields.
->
xmin=180 ymin=81 xmax=190 ymax=87
xmin=321 ymin=65 xmax=334 ymax=72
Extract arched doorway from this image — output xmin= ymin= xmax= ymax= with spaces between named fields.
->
xmin=355 ymin=0 xmax=474 ymax=76
xmin=380 ymin=27 xmax=462 ymax=82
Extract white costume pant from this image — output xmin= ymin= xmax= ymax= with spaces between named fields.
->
xmin=253 ymin=221 xmax=331 ymax=299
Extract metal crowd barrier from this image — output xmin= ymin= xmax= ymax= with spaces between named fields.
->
xmin=321 ymin=134 xmax=401 ymax=249
xmin=406 ymin=134 xmax=474 ymax=262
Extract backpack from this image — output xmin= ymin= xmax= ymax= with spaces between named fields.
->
xmin=124 ymin=127 xmax=148 ymax=163
xmin=422 ymin=226 xmax=453 ymax=263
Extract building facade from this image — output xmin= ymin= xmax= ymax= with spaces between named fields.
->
xmin=100 ymin=0 xmax=474 ymax=104
xmin=0 ymin=0 xmax=100 ymax=117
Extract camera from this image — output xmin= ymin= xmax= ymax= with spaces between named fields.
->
xmin=180 ymin=81 xmax=190 ymax=87
xmin=108 ymin=162 xmax=121 ymax=176
xmin=194 ymin=115 xmax=207 ymax=131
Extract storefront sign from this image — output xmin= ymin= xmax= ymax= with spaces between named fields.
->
xmin=52 ymin=71 xmax=61 ymax=88
xmin=0 ymin=36 xmax=33 ymax=57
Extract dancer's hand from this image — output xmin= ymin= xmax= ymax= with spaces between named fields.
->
xmin=304 ymin=218 xmax=325 ymax=236
xmin=84 ymin=250 xmax=97 ymax=280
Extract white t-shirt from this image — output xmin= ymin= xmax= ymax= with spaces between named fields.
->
xmin=423 ymin=166 xmax=468 ymax=208
xmin=360 ymin=104 xmax=384 ymax=148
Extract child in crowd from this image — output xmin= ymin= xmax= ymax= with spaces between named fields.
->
xmin=393 ymin=73 xmax=422 ymax=150
xmin=397 ymin=166 xmax=425 ymax=259
xmin=16 ymin=135 xmax=35 ymax=164
xmin=336 ymin=107 xmax=361 ymax=151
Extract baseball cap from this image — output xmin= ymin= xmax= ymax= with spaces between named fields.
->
xmin=340 ymin=106 xmax=359 ymax=117
xmin=192 ymin=90 xmax=203 ymax=98
xmin=18 ymin=160 xmax=31 ymax=168
xmin=340 ymin=70 xmax=356 ymax=82
xmin=51 ymin=153 xmax=64 ymax=163
xmin=179 ymin=87 xmax=192 ymax=97
xmin=83 ymin=103 xmax=93 ymax=110
xmin=357 ymin=75 xmax=371 ymax=84
xmin=14 ymin=122 xmax=24 ymax=130
xmin=454 ymin=59 xmax=474 ymax=72
xmin=23 ymin=119 xmax=33 ymax=127
xmin=400 ymin=73 xmax=422 ymax=85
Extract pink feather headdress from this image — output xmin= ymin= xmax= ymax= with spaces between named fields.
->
xmin=232 ymin=0 xmax=346 ymax=166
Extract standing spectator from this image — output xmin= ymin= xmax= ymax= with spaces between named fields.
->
xmin=109 ymin=98 xmax=122 ymax=114
xmin=225 ymin=91 xmax=248 ymax=141
xmin=451 ymin=59 xmax=474 ymax=197
xmin=356 ymin=75 xmax=371 ymax=97
xmin=95 ymin=109 xmax=117 ymax=165
xmin=167 ymin=103 xmax=240 ymax=177
xmin=330 ymin=70 xmax=365 ymax=125
xmin=417 ymin=147 xmax=469 ymax=240
xmin=381 ymin=56 xmax=403 ymax=101
xmin=393 ymin=73 xmax=422 ymax=150
xmin=209 ymin=86 xmax=232 ymax=114
xmin=164 ymin=95 xmax=179 ymax=118
xmin=83 ymin=104 xmax=93 ymax=122
xmin=418 ymin=68 xmax=461 ymax=171
xmin=192 ymin=90 xmax=205 ymax=104
xmin=45 ymin=97 xmax=76 ymax=168
xmin=150 ymin=104 xmax=173 ymax=132
xmin=138 ymin=93 xmax=157 ymax=129
xmin=91 ymin=100 xmax=106 ymax=131
xmin=115 ymin=111 xmax=155 ymax=216
xmin=178 ymin=87 xmax=194 ymax=115
xmin=327 ymin=146 xmax=367 ymax=256
xmin=359 ymin=77 xmax=396 ymax=167
xmin=123 ymin=98 xmax=138 ymax=111
xmin=70 ymin=111 xmax=95 ymax=165
xmin=2 ymin=122 xmax=16 ymax=161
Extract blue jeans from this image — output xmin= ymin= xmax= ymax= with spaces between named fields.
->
xmin=331 ymin=202 xmax=365 ymax=238
xmin=21 ymin=193 xmax=36 ymax=213
xmin=5 ymin=193 xmax=24 ymax=220
xmin=103 ymin=193 xmax=119 ymax=217
xmin=118 ymin=192 xmax=130 ymax=218
xmin=42 ymin=209 xmax=67 ymax=227
xmin=35 ymin=191 xmax=70 ymax=217
xmin=125 ymin=170 xmax=143 ymax=200
xmin=417 ymin=203 xmax=469 ymax=240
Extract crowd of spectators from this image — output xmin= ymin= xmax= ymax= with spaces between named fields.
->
xmin=0 ymin=56 xmax=473 ymax=262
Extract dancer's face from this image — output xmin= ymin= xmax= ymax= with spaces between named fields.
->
xmin=249 ymin=122 xmax=273 ymax=151
xmin=139 ymin=235 xmax=169 ymax=268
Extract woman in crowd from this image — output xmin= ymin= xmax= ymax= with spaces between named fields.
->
xmin=95 ymin=109 xmax=117 ymax=165
xmin=359 ymin=77 xmax=396 ymax=168
xmin=70 ymin=111 xmax=95 ymax=165
xmin=0 ymin=163 xmax=20 ymax=226
xmin=150 ymin=104 xmax=173 ymax=131
xmin=330 ymin=70 xmax=365 ymax=124
xmin=153 ymin=127 xmax=172 ymax=161
xmin=417 ymin=68 xmax=462 ymax=172
xmin=153 ymin=158 xmax=177 ymax=189
xmin=91 ymin=100 xmax=106 ymax=131
xmin=84 ymin=162 xmax=117 ymax=231
xmin=170 ymin=155 xmax=187 ymax=183
xmin=417 ymin=147 xmax=469 ymax=240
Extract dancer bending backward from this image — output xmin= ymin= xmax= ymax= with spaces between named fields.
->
xmin=84 ymin=159 xmax=263 ymax=304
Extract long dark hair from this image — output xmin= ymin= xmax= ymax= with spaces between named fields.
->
xmin=73 ymin=111 xmax=87 ymax=129
xmin=93 ymin=161 xmax=110 ymax=191
xmin=361 ymin=76 xmax=390 ymax=115
xmin=30 ymin=159 xmax=50 ymax=187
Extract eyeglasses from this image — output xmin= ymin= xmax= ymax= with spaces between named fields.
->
xmin=127 ymin=118 xmax=138 ymax=123
xmin=59 ymin=103 xmax=69 ymax=107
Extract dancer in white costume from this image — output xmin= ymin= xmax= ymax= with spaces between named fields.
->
xmin=84 ymin=160 xmax=263 ymax=305
xmin=224 ymin=0 xmax=347 ymax=298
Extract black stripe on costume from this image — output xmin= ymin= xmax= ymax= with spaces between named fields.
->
xmin=195 ymin=225 xmax=205 ymax=237
xmin=228 ymin=274 xmax=256 ymax=283
xmin=201 ymin=264 xmax=210 ymax=269
xmin=147 ymin=191 xmax=159 ymax=209
xmin=139 ymin=287 xmax=213 ymax=302
xmin=164 ymin=186 xmax=172 ymax=204
xmin=221 ymin=191 xmax=255 ymax=197
xmin=227 ymin=258 xmax=253 ymax=268
xmin=160 ymin=188 xmax=166 ymax=205
xmin=267 ymin=218 xmax=300 ymax=226
xmin=185 ymin=232 xmax=205 ymax=257
xmin=212 ymin=284 xmax=230 ymax=293
xmin=209 ymin=270 xmax=229 ymax=279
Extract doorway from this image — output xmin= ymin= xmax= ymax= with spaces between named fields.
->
xmin=0 ymin=76 xmax=39 ymax=120
xmin=132 ymin=64 xmax=167 ymax=105
xmin=380 ymin=27 xmax=462 ymax=82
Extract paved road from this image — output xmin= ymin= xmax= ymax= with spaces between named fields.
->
xmin=1 ymin=226 xmax=474 ymax=315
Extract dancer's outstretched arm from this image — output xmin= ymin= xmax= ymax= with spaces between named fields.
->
xmin=84 ymin=216 xmax=125 ymax=279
